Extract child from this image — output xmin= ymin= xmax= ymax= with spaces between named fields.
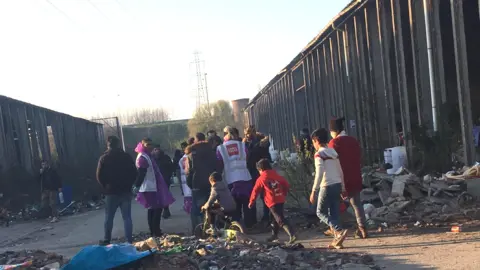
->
xmin=201 ymin=172 xmax=237 ymax=231
xmin=309 ymin=128 xmax=348 ymax=249
xmin=248 ymin=159 xmax=296 ymax=244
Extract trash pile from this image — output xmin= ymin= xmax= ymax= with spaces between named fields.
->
xmin=360 ymin=165 xmax=480 ymax=226
xmin=1 ymin=199 xmax=104 ymax=225
xmin=0 ymin=250 xmax=65 ymax=270
xmin=128 ymin=232 xmax=377 ymax=270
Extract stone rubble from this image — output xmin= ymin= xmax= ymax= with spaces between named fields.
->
xmin=129 ymin=232 xmax=377 ymax=270
xmin=0 ymin=250 xmax=65 ymax=270
xmin=361 ymin=166 xmax=480 ymax=226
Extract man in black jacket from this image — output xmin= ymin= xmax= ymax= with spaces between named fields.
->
xmin=152 ymin=146 xmax=174 ymax=219
xmin=39 ymin=160 xmax=62 ymax=222
xmin=185 ymin=132 xmax=218 ymax=233
xmin=96 ymin=136 xmax=137 ymax=245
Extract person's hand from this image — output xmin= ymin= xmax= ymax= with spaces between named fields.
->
xmin=309 ymin=193 xmax=316 ymax=204
xmin=201 ymin=204 xmax=208 ymax=211
xmin=248 ymin=203 xmax=253 ymax=209
xmin=341 ymin=192 xmax=348 ymax=200
xmin=132 ymin=186 xmax=139 ymax=195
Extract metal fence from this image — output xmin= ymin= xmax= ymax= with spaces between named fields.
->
xmin=245 ymin=0 xmax=480 ymax=166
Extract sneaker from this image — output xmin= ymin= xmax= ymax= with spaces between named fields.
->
xmin=357 ymin=226 xmax=368 ymax=239
xmin=332 ymin=229 xmax=348 ymax=247
xmin=50 ymin=217 xmax=59 ymax=223
xmin=286 ymin=234 xmax=297 ymax=245
xmin=323 ymin=228 xmax=334 ymax=237
xmin=99 ymin=240 xmax=110 ymax=246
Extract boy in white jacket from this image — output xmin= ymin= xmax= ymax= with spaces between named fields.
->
xmin=309 ymin=128 xmax=347 ymax=249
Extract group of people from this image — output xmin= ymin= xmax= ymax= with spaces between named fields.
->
xmin=178 ymin=126 xmax=296 ymax=243
xmin=95 ymin=136 xmax=175 ymax=245
xmin=39 ymin=115 xmax=366 ymax=248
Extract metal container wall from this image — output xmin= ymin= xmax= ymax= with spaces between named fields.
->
xmin=244 ymin=0 xmax=479 ymax=166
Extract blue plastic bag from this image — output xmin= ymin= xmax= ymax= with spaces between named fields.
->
xmin=62 ymin=244 xmax=155 ymax=270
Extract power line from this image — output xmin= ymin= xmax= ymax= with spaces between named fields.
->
xmin=44 ymin=0 xmax=74 ymax=22
xmin=86 ymin=0 xmax=109 ymax=20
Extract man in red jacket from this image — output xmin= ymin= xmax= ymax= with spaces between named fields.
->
xmin=328 ymin=117 xmax=368 ymax=239
xmin=248 ymin=159 xmax=296 ymax=244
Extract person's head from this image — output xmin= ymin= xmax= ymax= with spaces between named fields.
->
xmin=107 ymin=136 xmax=121 ymax=149
xmin=209 ymin=172 xmax=223 ymax=186
xmin=187 ymin=137 xmax=195 ymax=145
xmin=142 ymin=137 xmax=154 ymax=152
xmin=208 ymin=135 xmax=222 ymax=149
xmin=256 ymin=158 xmax=272 ymax=173
xmin=329 ymin=117 xmax=345 ymax=139
xmin=180 ymin=141 xmax=188 ymax=151
xmin=223 ymin=126 xmax=233 ymax=137
xmin=207 ymin=130 xmax=217 ymax=138
xmin=152 ymin=144 xmax=163 ymax=156
xmin=194 ymin=132 xmax=206 ymax=143
xmin=245 ymin=125 xmax=256 ymax=141
xmin=311 ymin=128 xmax=329 ymax=150
xmin=231 ymin=127 xmax=240 ymax=138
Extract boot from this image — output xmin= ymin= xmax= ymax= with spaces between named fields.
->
xmin=282 ymin=224 xmax=297 ymax=245
xmin=356 ymin=226 xmax=368 ymax=239
xmin=266 ymin=222 xmax=279 ymax=242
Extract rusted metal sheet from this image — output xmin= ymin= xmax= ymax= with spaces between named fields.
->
xmin=451 ymin=0 xmax=475 ymax=165
xmin=391 ymin=0 xmax=412 ymax=166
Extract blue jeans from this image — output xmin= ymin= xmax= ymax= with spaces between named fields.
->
xmin=190 ymin=190 xmax=209 ymax=234
xmin=104 ymin=193 xmax=133 ymax=243
xmin=316 ymin=183 xmax=342 ymax=231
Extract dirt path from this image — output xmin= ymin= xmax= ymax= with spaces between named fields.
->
xmin=2 ymin=187 xmax=480 ymax=269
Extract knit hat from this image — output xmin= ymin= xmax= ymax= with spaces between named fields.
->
xmin=329 ymin=117 xmax=345 ymax=132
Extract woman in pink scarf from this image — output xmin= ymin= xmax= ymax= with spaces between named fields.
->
xmin=133 ymin=138 xmax=175 ymax=237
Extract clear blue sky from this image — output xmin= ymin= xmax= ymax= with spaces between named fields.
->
xmin=0 ymin=0 xmax=351 ymax=120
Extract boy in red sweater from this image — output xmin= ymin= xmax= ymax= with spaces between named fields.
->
xmin=329 ymin=117 xmax=367 ymax=239
xmin=248 ymin=159 xmax=296 ymax=244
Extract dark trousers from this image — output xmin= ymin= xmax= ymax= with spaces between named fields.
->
xmin=147 ymin=208 xmax=163 ymax=237
xmin=104 ymin=193 xmax=133 ymax=243
xmin=269 ymin=203 xmax=293 ymax=235
xmin=233 ymin=196 xmax=253 ymax=228
xmin=191 ymin=190 xmax=210 ymax=234
xmin=163 ymin=184 xmax=171 ymax=218
xmin=349 ymin=192 xmax=367 ymax=228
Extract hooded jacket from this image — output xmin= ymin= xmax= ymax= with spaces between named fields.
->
xmin=312 ymin=147 xmax=344 ymax=193
xmin=185 ymin=141 xmax=218 ymax=194
xmin=205 ymin=181 xmax=236 ymax=212
xmin=249 ymin=169 xmax=290 ymax=208
xmin=328 ymin=131 xmax=363 ymax=196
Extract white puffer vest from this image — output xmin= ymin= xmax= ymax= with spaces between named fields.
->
xmin=136 ymin=153 xmax=157 ymax=192
xmin=178 ymin=154 xmax=192 ymax=197
xmin=217 ymin=140 xmax=251 ymax=185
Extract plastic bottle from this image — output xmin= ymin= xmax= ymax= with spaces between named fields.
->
xmin=59 ymin=192 xmax=64 ymax=204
